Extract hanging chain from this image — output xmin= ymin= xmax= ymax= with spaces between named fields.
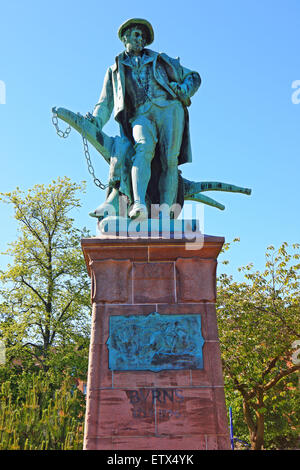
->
xmin=52 ymin=109 xmax=108 ymax=190
xmin=81 ymin=129 xmax=108 ymax=190
xmin=52 ymin=110 xmax=71 ymax=138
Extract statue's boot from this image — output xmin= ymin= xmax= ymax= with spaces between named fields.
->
xmin=128 ymin=201 xmax=148 ymax=220
xmin=89 ymin=188 xmax=121 ymax=219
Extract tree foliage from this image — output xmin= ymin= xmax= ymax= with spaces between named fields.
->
xmin=0 ymin=177 xmax=93 ymax=450
xmin=0 ymin=177 xmax=91 ymax=373
xmin=217 ymin=242 xmax=300 ymax=450
xmin=0 ymin=370 xmax=85 ymax=450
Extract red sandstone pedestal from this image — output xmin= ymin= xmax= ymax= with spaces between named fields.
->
xmin=81 ymin=235 xmax=231 ymax=450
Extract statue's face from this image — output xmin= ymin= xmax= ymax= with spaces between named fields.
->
xmin=123 ymin=27 xmax=146 ymax=55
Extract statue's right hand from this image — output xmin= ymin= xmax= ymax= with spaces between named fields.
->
xmin=85 ymin=113 xmax=102 ymax=129
xmin=85 ymin=112 xmax=94 ymax=121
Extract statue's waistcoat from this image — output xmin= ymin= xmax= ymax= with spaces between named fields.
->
xmin=120 ymin=52 xmax=172 ymax=113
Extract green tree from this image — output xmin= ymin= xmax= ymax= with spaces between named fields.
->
xmin=217 ymin=242 xmax=300 ymax=450
xmin=226 ymin=370 xmax=300 ymax=450
xmin=0 ymin=177 xmax=91 ymax=374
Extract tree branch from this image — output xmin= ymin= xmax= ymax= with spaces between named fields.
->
xmin=262 ymin=356 xmax=280 ymax=379
xmin=222 ymin=358 xmax=253 ymax=399
xmin=21 ymin=342 xmax=45 ymax=367
xmin=57 ymin=298 xmax=74 ymax=322
xmin=243 ymin=399 xmax=257 ymax=434
xmin=264 ymin=365 xmax=300 ymax=391
xmin=20 ymin=276 xmax=47 ymax=308
xmin=14 ymin=201 xmax=47 ymax=249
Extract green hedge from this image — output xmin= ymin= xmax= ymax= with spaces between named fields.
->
xmin=0 ymin=371 xmax=85 ymax=450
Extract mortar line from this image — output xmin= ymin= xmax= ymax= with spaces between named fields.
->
xmin=132 ymin=262 xmax=134 ymax=304
xmin=173 ymin=261 xmax=177 ymax=303
xmin=154 ymin=397 xmax=158 ymax=436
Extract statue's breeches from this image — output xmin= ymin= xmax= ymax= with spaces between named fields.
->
xmin=131 ymin=100 xmax=185 ymax=169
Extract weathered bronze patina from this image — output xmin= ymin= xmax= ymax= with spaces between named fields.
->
xmin=53 ymin=18 xmax=251 ymax=221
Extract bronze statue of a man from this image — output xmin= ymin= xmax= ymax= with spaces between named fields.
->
xmin=92 ymin=18 xmax=201 ymax=219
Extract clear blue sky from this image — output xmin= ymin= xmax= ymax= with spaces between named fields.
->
xmin=0 ymin=0 xmax=299 ymax=278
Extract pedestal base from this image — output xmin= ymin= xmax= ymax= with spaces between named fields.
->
xmin=81 ymin=235 xmax=230 ymax=450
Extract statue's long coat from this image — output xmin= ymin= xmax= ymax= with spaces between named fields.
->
xmin=94 ymin=49 xmax=200 ymax=163
xmin=93 ymin=49 xmax=201 ymax=204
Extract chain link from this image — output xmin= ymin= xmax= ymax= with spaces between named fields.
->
xmin=52 ymin=111 xmax=71 ymax=138
xmin=81 ymin=130 xmax=108 ymax=190
xmin=52 ymin=110 xmax=108 ymax=191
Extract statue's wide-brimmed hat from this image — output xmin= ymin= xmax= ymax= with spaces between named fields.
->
xmin=118 ymin=18 xmax=154 ymax=46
